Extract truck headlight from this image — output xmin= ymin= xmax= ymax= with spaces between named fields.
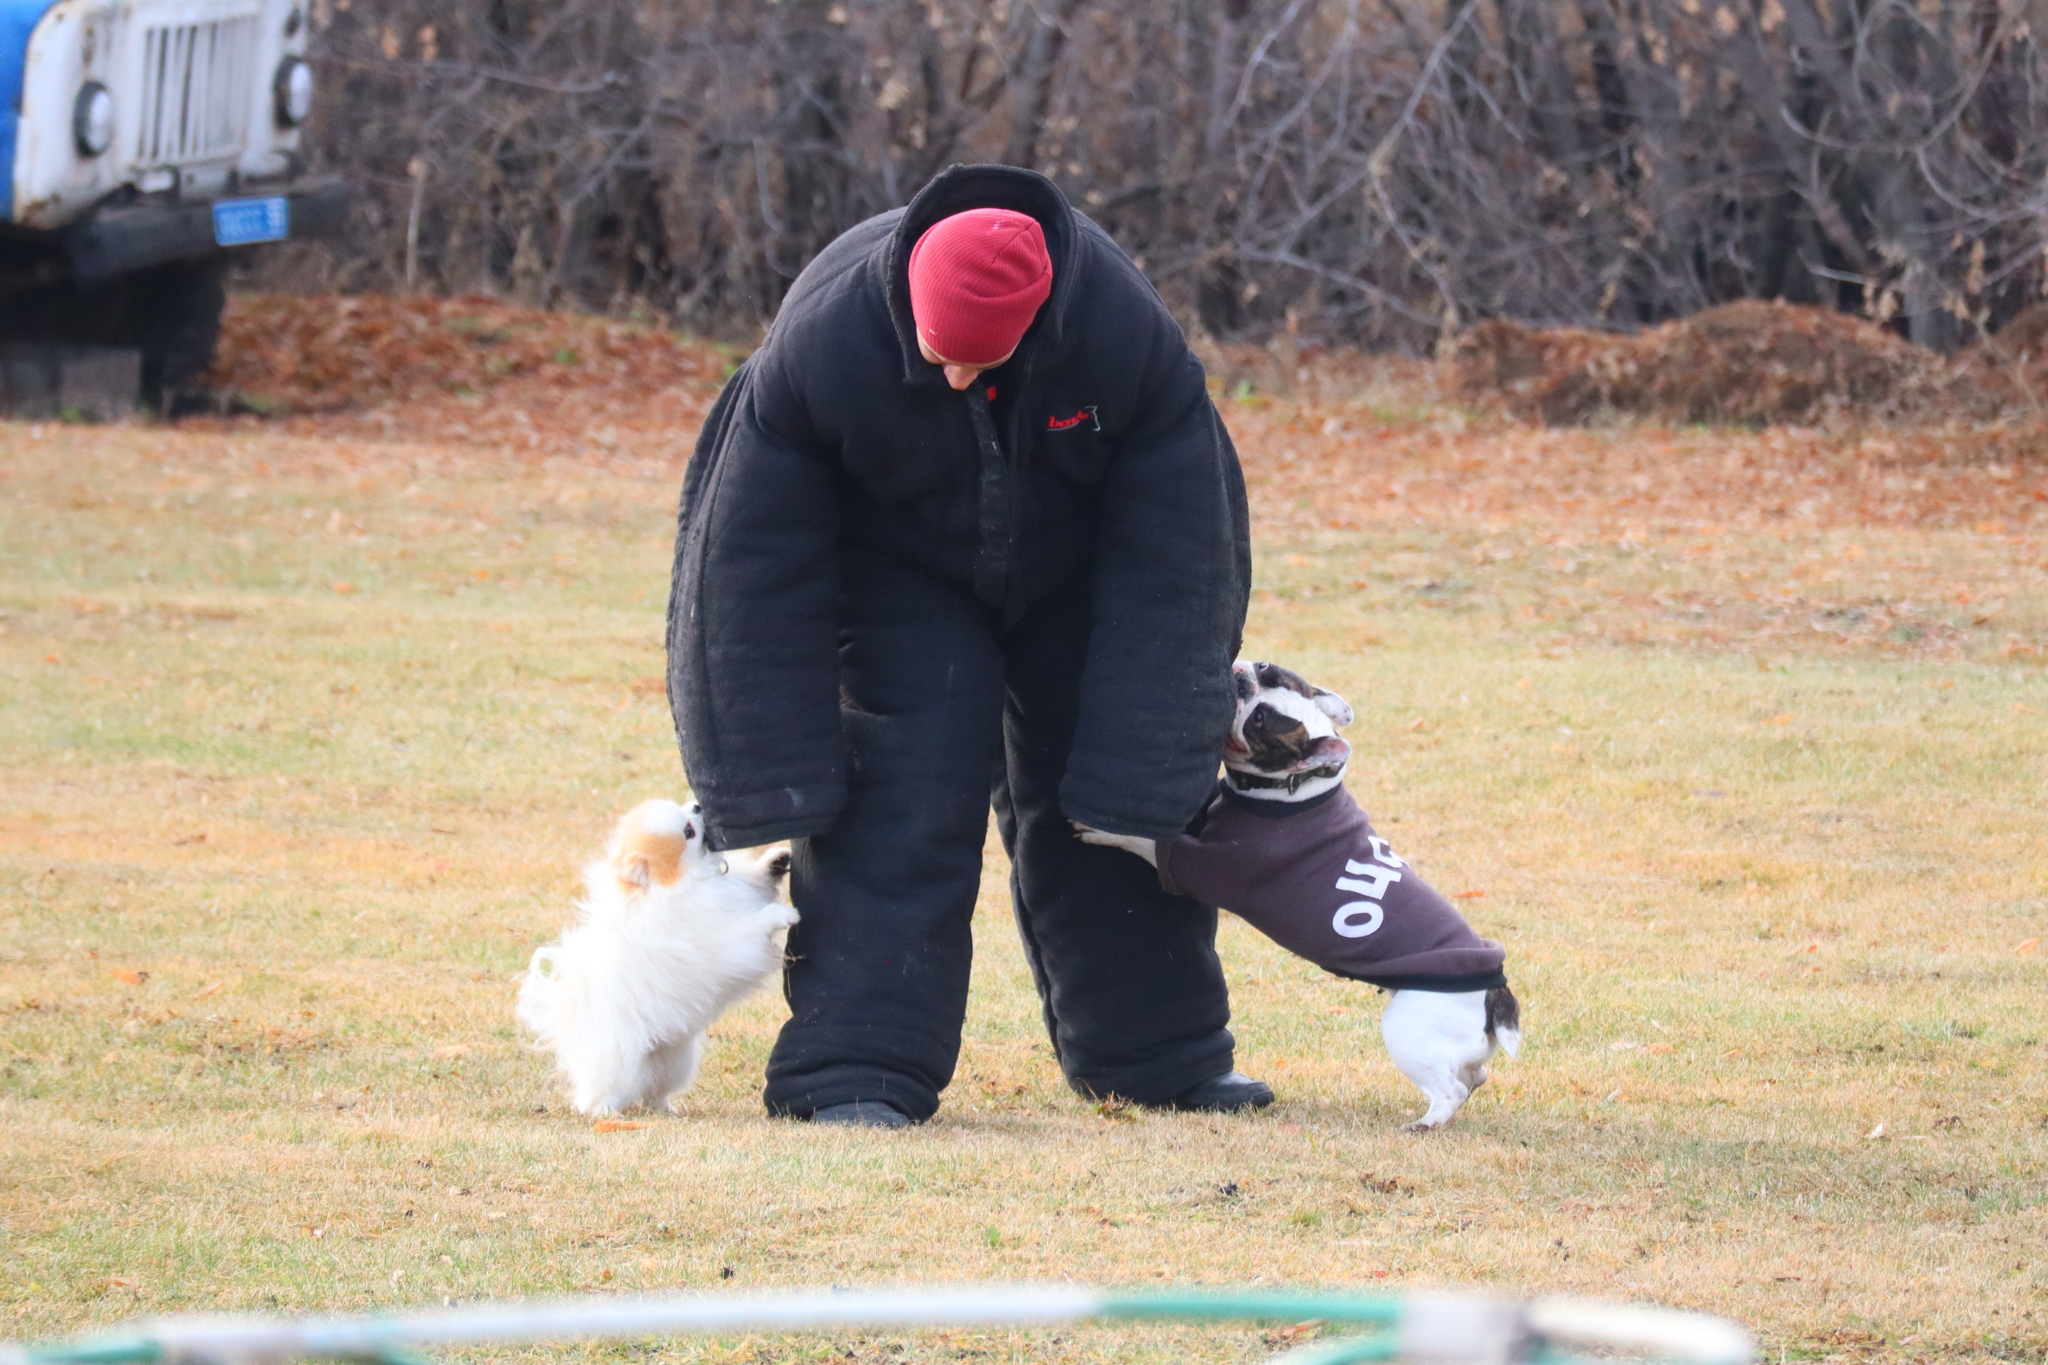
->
xmin=273 ymin=57 xmax=314 ymax=126
xmin=73 ymin=81 xmax=114 ymax=156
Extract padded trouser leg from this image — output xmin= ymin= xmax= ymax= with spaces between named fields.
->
xmin=762 ymin=564 xmax=1004 ymax=1121
xmin=992 ymin=589 xmax=1236 ymax=1104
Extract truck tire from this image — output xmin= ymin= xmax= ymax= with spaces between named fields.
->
xmin=0 ymin=255 xmax=228 ymax=413
xmin=128 ymin=256 xmax=229 ymax=411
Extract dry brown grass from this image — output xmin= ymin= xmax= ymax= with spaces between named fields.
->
xmin=2 ymin=326 xmax=2045 ymax=1365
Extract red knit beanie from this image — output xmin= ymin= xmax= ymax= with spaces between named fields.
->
xmin=907 ymin=208 xmax=1053 ymax=368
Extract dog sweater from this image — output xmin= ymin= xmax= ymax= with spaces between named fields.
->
xmin=1157 ymin=783 xmax=1508 ymax=992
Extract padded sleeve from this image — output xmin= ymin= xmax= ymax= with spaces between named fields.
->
xmin=667 ymin=356 xmax=846 ymax=850
xmin=1059 ymin=335 xmax=1251 ymax=840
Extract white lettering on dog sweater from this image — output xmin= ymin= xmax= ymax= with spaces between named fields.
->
xmin=1157 ymin=784 xmax=1507 ymax=990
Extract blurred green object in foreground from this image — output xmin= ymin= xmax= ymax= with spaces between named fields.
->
xmin=4 ymin=1284 xmax=1749 ymax=1365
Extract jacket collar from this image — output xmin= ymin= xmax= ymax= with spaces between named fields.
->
xmin=884 ymin=164 xmax=1080 ymax=388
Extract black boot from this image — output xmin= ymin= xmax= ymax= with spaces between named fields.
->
xmin=810 ymin=1100 xmax=916 ymax=1129
xmin=1141 ymin=1070 xmax=1274 ymax=1112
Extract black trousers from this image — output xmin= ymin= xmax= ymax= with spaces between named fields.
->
xmin=762 ymin=559 xmax=1235 ymax=1121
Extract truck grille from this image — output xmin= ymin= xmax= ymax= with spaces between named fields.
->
xmin=135 ymin=16 xmax=259 ymax=166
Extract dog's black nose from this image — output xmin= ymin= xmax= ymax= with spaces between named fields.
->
xmin=767 ymin=850 xmax=792 ymax=880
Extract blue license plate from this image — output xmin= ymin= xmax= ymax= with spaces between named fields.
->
xmin=213 ymin=196 xmax=290 ymax=246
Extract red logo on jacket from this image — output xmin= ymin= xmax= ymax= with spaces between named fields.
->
xmin=1047 ymin=405 xmax=1100 ymax=432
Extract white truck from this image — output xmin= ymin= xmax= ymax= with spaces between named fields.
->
xmin=1 ymin=0 xmax=347 ymax=407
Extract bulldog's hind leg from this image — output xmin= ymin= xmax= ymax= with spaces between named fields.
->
xmin=1381 ymin=988 xmax=1495 ymax=1131
xmin=1399 ymin=1068 xmax=1473 ymax=1132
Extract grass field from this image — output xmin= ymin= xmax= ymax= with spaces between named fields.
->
xmin=2 ymin=363 xmax=2046 ymax=1365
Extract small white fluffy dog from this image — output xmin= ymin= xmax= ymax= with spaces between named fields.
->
xmin=515 ymin=799 xmax=796 ymax=1116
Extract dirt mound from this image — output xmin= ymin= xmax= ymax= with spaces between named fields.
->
xmin=1451 ymin=300 xmax=1967 ymax=426
xmin=207 ymin=293 xmax=733 ymax=415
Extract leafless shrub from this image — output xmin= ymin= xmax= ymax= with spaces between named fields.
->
xmin=277 ymin=0 xmax=2048 ymax=351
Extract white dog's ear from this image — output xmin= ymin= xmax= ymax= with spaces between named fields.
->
xmin=617 ymin=853 xmax=652 ymax=888
xmin=1312 ymin=688 xmax=1354 ymax=728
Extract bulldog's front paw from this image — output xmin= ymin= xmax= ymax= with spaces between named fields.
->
xmin=1070 ymin=822 xmax=1160 ymax=868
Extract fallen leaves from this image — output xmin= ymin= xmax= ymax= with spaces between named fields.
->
xmin=1232 ymin=399 xmax=2048 ymax=550
xmin=1263 ymin=1321 xmax=1325 ymax=1347
xmin=198 ymin=294 xmax=2048 ymax=560
xmin=2018 ymin=938 xmax=2041 ymax=957
xmin=1094 ymin=1096 xmax=1137 ymax=1123
xmin=108 ymin=968 xmax=146 ymax=987
xmin=1450 ymin=300 xmax=2047 ymax=426
xmin=199 ymin=293 xmax=730 ymax=466
xmin=592 ymin=1119 xmax=655 ymax=1133
xmin=209 ymin=294 xmax=718 ymax=414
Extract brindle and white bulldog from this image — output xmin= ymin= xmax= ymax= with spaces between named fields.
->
xmin=1077 ymin=660 xmax=1521 ymax=1131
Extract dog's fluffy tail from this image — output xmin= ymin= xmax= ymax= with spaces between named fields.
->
xmin=513 ymin=945 xmax=563 ymax=1047
xmin=1485 ymin=984 xmax=1522 ymax=1058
